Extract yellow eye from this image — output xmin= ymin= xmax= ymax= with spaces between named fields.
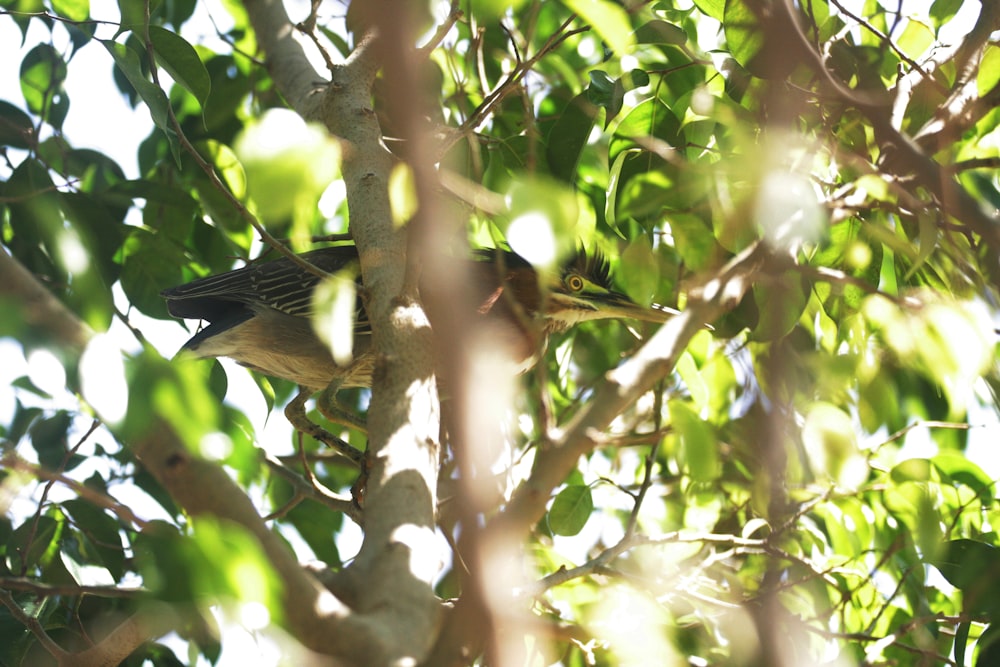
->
xmin=564 ymin=274 xmax=584 ymax=292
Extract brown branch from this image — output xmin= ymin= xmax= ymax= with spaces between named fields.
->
xmin=1 ymin=454 xmax=149 ymax=530
xmin=827 ymin=0 xmax=944 ymax=95
xmin=0 ymin=589 xmax=69 ymax=662
xmin=441 ymin=15 xmax=588 ymax=155
xmin=876 ymin=419 xmax=973 ymax=449
xmin=950 ymin=157 xmax=1000 ymax=172
xmin=769 ymin=0 xmax=1000 ymax=257
xmin=64 ymin=608 xmax=180 ymax=667
xmin=424 ymin=243 xmax=770 ymax=666
xmin=491 ymin=242 xmax=769 ymax=538
xmin=914 ymin=2 xmax=1000 ymax=152
xmin=242 ymin=0 xmax=328 ymax=115
xmin=417 ymin=0 xmax=462 ymax=58
xmin=261 ymin=451 xmax=362 ymax=524
xmin=0 ymin=577 xmax=146 ymax=598
xmin=237 ymin=2 xmax=445 ymax=662
xmin=1 ymin=233 xmax=361 ymax=661
xmin=0 ymin=246 xmax=93 ymax=353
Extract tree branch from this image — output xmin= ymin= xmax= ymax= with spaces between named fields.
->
xmin=64 ymin=607 xmax=179 ymax=667
xmin=0 ymin=246 xmax=363 ymax=660
xmin=0 ymin=589 xmax=69 ymax=663
xmin=769 ymin=0 xmax=1000 ymax=259
xmin=240 ymin=2 xmax=444 ymax=663
xmin=492 ymin=242 xmax=768 ymax=537
xmin=0 ymin=245 xmax=92 ymax=353
xmin=913 ymin=2 xmax=1000 ymax=152
xmin=241 ymin=0 xmax=327 ymax=117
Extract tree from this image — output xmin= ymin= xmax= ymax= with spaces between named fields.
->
xmin=1 ymin=0 xmax=999 ymax=664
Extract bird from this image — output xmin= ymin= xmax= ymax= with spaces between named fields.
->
xmin=161 ymin=244 xmax=672 ymax=393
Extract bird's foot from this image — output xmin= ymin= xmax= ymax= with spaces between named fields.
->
xmin=284 ymin=388 xmax=364 ymax=467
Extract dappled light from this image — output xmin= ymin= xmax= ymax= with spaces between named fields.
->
xmin=1 ymin=0 xmax=1000 ymax=665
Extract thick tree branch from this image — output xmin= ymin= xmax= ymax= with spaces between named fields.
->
xmin=240 ymin=2 xmax=443 ymax=664
xmin=241 ymin=0 xmax=326 ymax=117
xmin=328 ymin=28 xmax=444 ymax=667
xmin=63 ymin=608 xmax=179 ymax=667
xmin=0 ymin=249 xmax=365 ymax=659
xmin=0 ymin=246 xmax=92 ymax=353
xmin=424 ymin=243 xmax=770 ymax=664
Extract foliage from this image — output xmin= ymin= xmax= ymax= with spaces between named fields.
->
xmin=1 ymin=0 xmax=1000 ymax=665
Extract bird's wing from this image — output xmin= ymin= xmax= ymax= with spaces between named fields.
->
xmin=162 ymin=246 xmax=361 ymax=320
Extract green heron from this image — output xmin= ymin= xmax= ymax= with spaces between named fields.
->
xmin=162 ymin=244 xmax=671 ymax=402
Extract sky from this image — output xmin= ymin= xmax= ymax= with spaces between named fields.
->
xmin=1 ymin=1 xmax=998 ymax=665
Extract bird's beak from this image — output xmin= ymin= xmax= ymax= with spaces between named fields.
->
xmin=554 ymin=289 xmax=677 ymax=324
xmin=599 ymin=292 xmax=677 ymax=323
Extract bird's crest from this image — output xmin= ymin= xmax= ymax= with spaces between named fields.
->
xmin=564 ymin=248 xmax=612 ymax=289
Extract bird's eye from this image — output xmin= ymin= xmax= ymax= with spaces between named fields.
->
xmin=564 ymin=274 xmax=585 ymax=292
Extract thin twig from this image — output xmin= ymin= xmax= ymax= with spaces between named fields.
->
xmin=261 ymin=450 xmax=362 ymax=524
xmin=2 ymin=454 xmax=149 ymax=529
xmin=141 ymin=32 xmax=330 ymax=279
xmin=0 ymin=577 xmax=147 ymax=598
xmin=0 ymin=589 xmax=69 ymax=661
xmin=417 ymin=0 xmax=462 ymax=58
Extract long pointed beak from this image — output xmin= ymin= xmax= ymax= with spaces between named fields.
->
xmin=600 ymin=293 xmax=677 ymax=323
xmin=553 ymin=290 xmax=678 ymax=324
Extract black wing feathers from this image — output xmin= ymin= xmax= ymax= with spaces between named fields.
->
xmin=161 ymin=246 xmax=360 ymax=320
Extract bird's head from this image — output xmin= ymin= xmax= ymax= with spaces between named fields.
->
xmin=541 ymin=251 xmax=674 ymax=332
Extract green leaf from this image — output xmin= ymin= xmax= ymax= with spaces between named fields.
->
xmin=118 ymin=0 xmax=160 ymax=30
xmin=562 ymin=0 xmax=634 ymax=56
xmin=502 ymin=175 xmax=579 ymax=269
xmin=101 ymin=39 xmax=171 ymax=132
xmin=19 ymin=43 xmax=69 ymax=129
xmin=977 ymin=624 xmax=1000 ymax=667
xmin=0 ymin=101 xmax=34 ymax=149
xmin=50 ymin=0 xmax=88 ymax=21
xmin=618 ymin=237 xmax=659 ymax=306
xmin=929 ymin=0 xmax=962 ymax=25
xmin=587 ymin=70 xmax=622 ymax=125
xmin=932 ymin=539 xmax=1000 ymax=615
xmin=669 ymin=213 xmax=716 ymax=271
xmin=978 ymin=45 xmax=1000 ymax=99
xmin=8 ymin=516 xmax=61 ymax=572
xmin=633 ymin=20 xmax=687 ymax=46
xmin=723 ymin=0 xmax=764 ymax=76
xmin=692 ymin=0 xmax=724 ymax=20
xmin=610 ymin=98 xmax=682 ymax=163
xmin=587 ymin=70 xmax=649 ymax=128
xmin=547 ymin=92 xmax=598 ymax=182
xmin=955 ymin=620 xmax=970 ymax=667
xmin=676 ymin=350 xmax=710 ymax=411
xmin=801 ymin=402 xmax=866 ymax=488
xmin=896 ymin=19 xmax=933 ymax=60
xmin=749 ymin=272 xmax=808 ymax=341
xmin=234 ymin=109 xmax=341 ymax=229
xmin=932 ymin=452 xmax=994 ymax=505
xmin=548 ymin=485 xmax=594 ymax=536
xmin=119 ymin=229 xmax=187 ymax=318
xmin=61 ymin=499 xmax=125 ymax=580
xmin=670 ymin=400 xmax=719 ymax=482
xmin=147 ymin=26 xmax=211 ymax=107
xmin=28 ymin=411 xmax=72 ymax=470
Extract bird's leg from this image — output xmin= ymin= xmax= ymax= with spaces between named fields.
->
xmin=314 ymin=380 xmax=370 ymax=508
xmin=316 ymin=380 xmax=368 ymax=434
xmin=284 ymin=387 xmax=364 ymax=467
